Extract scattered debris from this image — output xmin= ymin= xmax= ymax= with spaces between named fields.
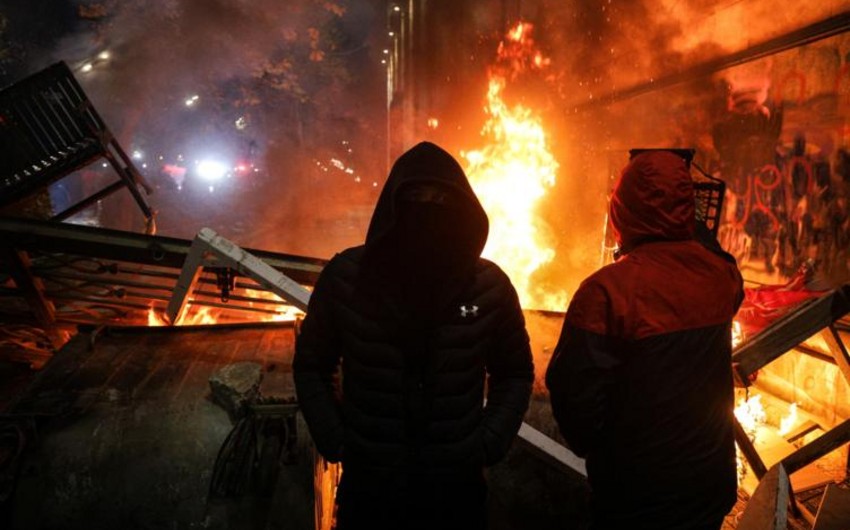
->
xmin=208 ymin=362 xmax=263 ymax=418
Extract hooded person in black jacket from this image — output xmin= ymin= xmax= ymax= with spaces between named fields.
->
xmin=293 ymin=141 xmax=534 ymax=530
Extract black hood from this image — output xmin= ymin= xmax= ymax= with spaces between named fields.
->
xmin=365 ymin=141 xmax=489 ymax=257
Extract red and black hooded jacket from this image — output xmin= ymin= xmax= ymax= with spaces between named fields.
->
xmin=545 ymin=151 xmax=744 ymax=527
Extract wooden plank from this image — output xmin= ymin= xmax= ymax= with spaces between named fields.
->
xmin=516 ymin=421 xmax=587 ymax=478
xmin=784 ymin=420 xmax=820 ymax=444
xmin=3 ymin=249 xmax=65 ymax=349
xmin=741 ymin=425 xmax=833 ymax=495
xmin=783 ymin=419 xmax=850 ymax=475
xmin=822 ymin=325 xmax=850 ymax=387
xmin=813 ymin=483 xmax=850 ymax=530
xmin=257 ymin=327 xmax=296 ymax=398
xmin=737 ymin=463 xmax=790 ymax=530
xmin=129 ymin=342 xmax=194 ymax=401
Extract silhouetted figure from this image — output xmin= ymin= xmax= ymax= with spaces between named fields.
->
xmin=294 ymin=141 xmax=533 ymax=530
xmin=546 ymin=151 xmax=744 ymax=530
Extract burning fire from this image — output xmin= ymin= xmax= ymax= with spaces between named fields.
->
xmin=733 ymin=393 xmax=799 ymax=485
xmin=778 ymin=403 xmax=798 ymax=437
xmin=731 ymin=320 xmax=744 ymax=349
xmin=463 ymin=22 xmax=567 ymax=311
xmin=146 ymin=303 xmax=219 ymax=326
xmin=734 ymin=394 xmax=767 ymax=437
xmin=148 ymin=307 xmax=168 ymax=327
xmin=145 ymin=289 xmax=303 ymax=327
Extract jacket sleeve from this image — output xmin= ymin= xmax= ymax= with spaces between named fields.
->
xmin=545 ymin=281 xmax=622 ymax=458
xmin=546 ymin=322 xmax=620 ymax=458
xmin=293 ymin=263 xmax=345 ymax=462
xmin=481 ymin=278 xmax=534 ymax=466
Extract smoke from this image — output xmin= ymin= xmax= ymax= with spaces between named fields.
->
xmin=59 ymin=0 xmax=381 ymax=141
xmin=4 ymin=0 xmax=386 ymax=253
xmin=522 ymin=0 xmax=849 ymax=292
xmin=512 ymin=1 xmax=733 ymax=292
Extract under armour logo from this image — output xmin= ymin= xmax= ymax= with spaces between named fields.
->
xmin=459 ymin=305 xmax=479 ymax=318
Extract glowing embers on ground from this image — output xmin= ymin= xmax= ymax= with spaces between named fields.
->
xmin=463 ymin=22 xmax=566 ymax=311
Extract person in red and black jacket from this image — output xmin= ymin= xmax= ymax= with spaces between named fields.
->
xmin=546 ymin=150 xmax=744 ymax=530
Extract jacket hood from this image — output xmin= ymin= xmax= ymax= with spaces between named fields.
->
xmin=365 ymin=141 xmax=489 ymax=256
xmin=610 ymin=150 xmax=695 ymax=252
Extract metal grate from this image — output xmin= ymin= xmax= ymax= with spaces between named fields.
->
xmin=0 ymin=62 xmax=154 ymax=229
xmin=693 ymin=176 xmax=725 ymax=238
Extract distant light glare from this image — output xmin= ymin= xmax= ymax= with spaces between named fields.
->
xmin=82 ymin=63 xmax=93 ymax=73
xmin=98 ymin=50 xmax=111 ymax=60
xmin=196 ymin=160 xmax=228 ymax=181
xmin=185 ymin=95 xmax=200 ymax=107
xmin=132 ymin=150 xmax=143 ymax=160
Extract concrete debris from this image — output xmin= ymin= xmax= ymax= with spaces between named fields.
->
xmin=208 ymin=362 xmax=263 ymax=418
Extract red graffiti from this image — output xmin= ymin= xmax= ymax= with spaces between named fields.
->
xmin=728 ymin=164 xmax=782 ymax=232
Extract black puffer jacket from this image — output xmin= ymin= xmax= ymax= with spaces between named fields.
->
xmin=293 ymin=142 xmax=534 ymax=476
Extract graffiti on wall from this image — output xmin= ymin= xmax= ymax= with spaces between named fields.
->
xmin=712 ymin=51 xmax=850 ymax=285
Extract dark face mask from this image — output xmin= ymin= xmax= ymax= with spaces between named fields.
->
xmin=388 ymin=202 xmax=473 ymax=276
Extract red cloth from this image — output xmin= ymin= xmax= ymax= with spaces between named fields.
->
xmin=735 ymin=264 xmax=827 ymax=341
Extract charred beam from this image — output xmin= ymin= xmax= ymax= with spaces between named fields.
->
xmin=821 ymin=325 xmax=850 ymax=386
xmin=781 ymin=418 xmax=850 ymax=475
xmin=736 ymin=464 xmax=789 ymax=530
xmin=3 ymin=248 xmax=65 ymax=348
xmin=733 ymin=416 xmax=769 ymax=480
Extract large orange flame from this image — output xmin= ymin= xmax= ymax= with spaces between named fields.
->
xmin=462 ymin=22 xmax=566 ymax=311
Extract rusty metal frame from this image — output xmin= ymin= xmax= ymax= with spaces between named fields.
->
xmin=0 ymin=217 xmax=325 ymax=364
